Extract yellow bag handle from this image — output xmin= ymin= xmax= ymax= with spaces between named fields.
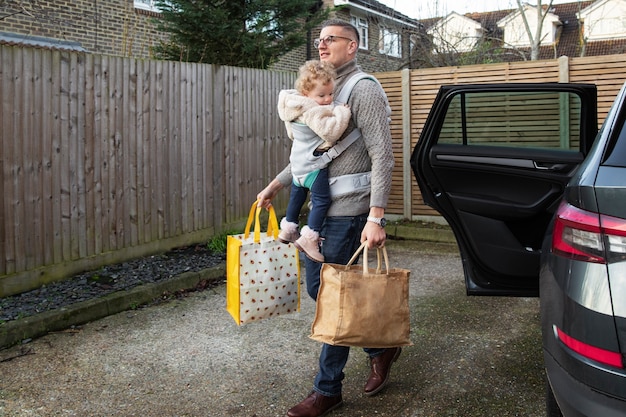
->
xmin=345 ymin=240 xmax=389 ymax=275
xmin=244 ymin=201 xmax=279 ymax=243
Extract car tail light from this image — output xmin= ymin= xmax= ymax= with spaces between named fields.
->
xmin=600 ymin=213 xmax=626 ymax=263
xmin=555 ymin=326 xmax=624 ymax=368
xmin=552 ymin=201 xmax=626 ymax=264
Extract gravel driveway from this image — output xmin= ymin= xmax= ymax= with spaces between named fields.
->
xmin=0 ymin=240 xmax=544 ymax=417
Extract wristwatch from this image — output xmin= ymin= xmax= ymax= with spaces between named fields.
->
xmin=367 ymin=216 xmax=387 ymax=228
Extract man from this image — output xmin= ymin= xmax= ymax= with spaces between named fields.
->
xmin=257 ymin=19 xmax=398 ymax=417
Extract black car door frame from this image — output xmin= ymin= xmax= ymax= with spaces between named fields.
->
xmin=411 ymin=83 xmax=598 ymax=296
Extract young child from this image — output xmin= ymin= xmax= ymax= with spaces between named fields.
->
xmin=276 ymin=60 xmax=351 ymax=263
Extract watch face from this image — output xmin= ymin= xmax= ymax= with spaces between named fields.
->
xmin=380 ymin=218 xmax=387 ymax=227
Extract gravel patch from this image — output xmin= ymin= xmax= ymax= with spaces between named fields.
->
xmin=0 ymin=245 xmax=225 ymax=323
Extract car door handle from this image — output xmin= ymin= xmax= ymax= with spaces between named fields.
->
xmin=533 ymin=161 xmax=568 ymax=171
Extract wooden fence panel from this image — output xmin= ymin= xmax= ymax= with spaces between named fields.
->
xmin=568 ymin=54 xmax=625 ymax=121
xmin=2 ymin=44 xmax=626 ymax=296
xmin=3 ymin=47 xmax=16 ymax=275
xmin=0 ymin=45 xmax=296 ymax=296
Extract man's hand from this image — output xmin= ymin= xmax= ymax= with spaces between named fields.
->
xmin=361 ymin=220 xmax=386 ymax=248
xmin=362 ymin=207 xmax=386 ymax=248
xmin=257 ymin=178 xmax=284 ymax=209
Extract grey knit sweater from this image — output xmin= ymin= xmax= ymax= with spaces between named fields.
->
xmin=276 ymin=60 xmax=394 ymax=217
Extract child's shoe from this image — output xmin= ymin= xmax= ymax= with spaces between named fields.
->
xmin=294 ymin=226 xmax=324 ymax=263
xmin=278 ymin=218 xmax=300 ymax=244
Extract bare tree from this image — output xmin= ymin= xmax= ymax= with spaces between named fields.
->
xmin=515 ymin=0 xmax=555 ymax=60
xmin=0 ymin=0 xmax=73 ymax=38
xmin=409 ymin=23 xmax=510 ymax=68
xmin=0 ymin=0 xmax=39 ymax=20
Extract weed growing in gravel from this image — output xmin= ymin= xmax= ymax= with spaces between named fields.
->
xmin=206 ymin=230 xmax=240 ymax=254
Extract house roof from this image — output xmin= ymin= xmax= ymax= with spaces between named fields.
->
xmin=0 ymin=32 xmax=85 ymax=52
xmin=337 ymin=0 xmax=420 ymax=27
xmin=428 ymin=11 xmax=484 ymax=34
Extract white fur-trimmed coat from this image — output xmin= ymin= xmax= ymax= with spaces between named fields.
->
xmin=277 ymin=89 xmax=351 ymax=149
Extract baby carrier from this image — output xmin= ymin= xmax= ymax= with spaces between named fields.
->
xmin=322 ymin=72 xmax=390 ymax=197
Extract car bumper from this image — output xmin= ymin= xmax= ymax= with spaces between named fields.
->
xmin=544 ymin=350 xmax=626 ymax=417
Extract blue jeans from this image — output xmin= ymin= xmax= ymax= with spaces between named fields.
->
xmin=305 ymin=215 xmax=384 ymax=397
xmin=285 ymin=168 xmax=330 ymax=232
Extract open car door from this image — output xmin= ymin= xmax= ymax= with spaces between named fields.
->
xmin=411 ymin=84 xmax=598 ymax=296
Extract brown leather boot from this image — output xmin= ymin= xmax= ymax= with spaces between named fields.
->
xmin=286 ymin=391 xmax=343 ymax=417
xmin=364 ymin=347 xmax=402 ymax=396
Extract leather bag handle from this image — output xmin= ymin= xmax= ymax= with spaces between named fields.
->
xmin=345 ymin=241 xmax=390 ymax=275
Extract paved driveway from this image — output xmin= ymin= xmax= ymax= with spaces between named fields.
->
xmin=0 ymin=240 xmax=543 ymax=417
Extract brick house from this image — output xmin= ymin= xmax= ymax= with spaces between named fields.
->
xmin=2 ymin=0 xmax=626 ymax=67
xmin=271 ymin=0 xmax=421 ymax=73
xmin=0 ymin=0 xmax=165 ymax=57
xmin=0 ymin=0 xmax=420 ymax=72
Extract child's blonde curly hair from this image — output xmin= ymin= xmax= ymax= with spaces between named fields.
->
xmin=295 ymin=60 xmax=337 ymax=95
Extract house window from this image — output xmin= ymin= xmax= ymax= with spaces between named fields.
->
xmin=351 ymin=16 xmax=369 ymax=50
xmin=379 ymin=27 xmax=401 ymax=57
xmin=134 ymin=0 xmax=161 ymax=13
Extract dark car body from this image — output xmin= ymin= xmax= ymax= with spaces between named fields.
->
xmin=411 ymin=82 xmax=626 ymax=416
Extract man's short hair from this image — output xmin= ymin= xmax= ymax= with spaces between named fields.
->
xmin=320 ymin=19 xmax=360 ymax=46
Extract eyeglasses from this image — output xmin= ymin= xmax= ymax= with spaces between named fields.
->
xmin=313 ymin=35 xmax=355 ymax=49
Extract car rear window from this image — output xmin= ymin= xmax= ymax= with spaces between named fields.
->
xmin=438 ymin=91 xmax=583 ymax=151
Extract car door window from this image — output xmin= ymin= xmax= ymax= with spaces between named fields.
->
xmin=439 ymin=91 xmax=582 ymax=151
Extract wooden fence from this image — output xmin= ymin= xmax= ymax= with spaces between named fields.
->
xmin=0 ymin=46 xmax=296 ymax=296
xmin=1 ymin=45 xmax=625 ymax=297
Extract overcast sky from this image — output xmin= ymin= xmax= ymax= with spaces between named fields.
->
xmin=378 ymin=0 xmax=577 ymax=19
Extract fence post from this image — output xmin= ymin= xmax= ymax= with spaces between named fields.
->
xmin=401 ymin=68 xmax=412 ymax=219
xmin=558 ymin=55 xmax=570 ymax=82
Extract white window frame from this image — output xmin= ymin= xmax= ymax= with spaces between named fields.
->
xmin=379 ymin=27 xmax=401 ymax=58
xmin=134 ymin=0 xmax=161 ymax=13
xmin=351 ymin=15 xmax=369 ymax=50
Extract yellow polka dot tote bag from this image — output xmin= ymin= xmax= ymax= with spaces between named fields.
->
xmin=226 ymin=201 xmax=300 ymax=325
